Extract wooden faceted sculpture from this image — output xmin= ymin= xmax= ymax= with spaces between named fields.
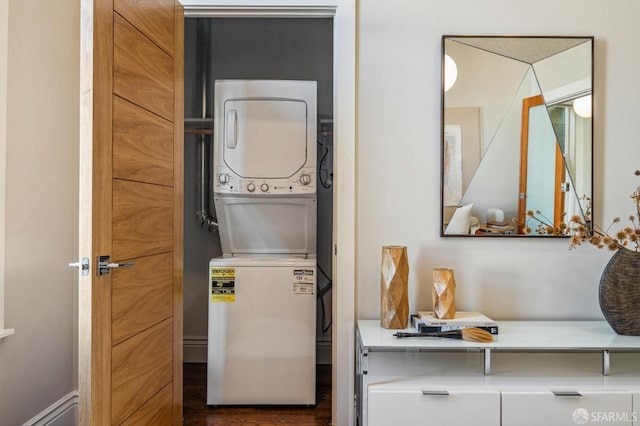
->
xmin=433 ymin=268 xmax=456 ymax=319
xmin=380 ymin=246 xmax=410 ymax=329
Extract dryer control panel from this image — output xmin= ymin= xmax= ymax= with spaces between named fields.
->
xmin=214 ymin=165 xmax=316 ymax=195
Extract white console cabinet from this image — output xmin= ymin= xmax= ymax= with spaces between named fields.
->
xmin=356 ymin=320 xmax=640 ymax=426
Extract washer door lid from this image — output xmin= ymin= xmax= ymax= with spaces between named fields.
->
xmin=223 ymin=98 xmax=308 ymax=179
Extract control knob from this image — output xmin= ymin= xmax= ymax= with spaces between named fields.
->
xmin=300 ymin=173 xmax=312 ymax=186
xmin=218 ymin=173 xmax=230 ymax=185
xmin=247 ymin=183 xmax=256 ymax=192
xmin=260 ymin=183 xmax=269 ymax=192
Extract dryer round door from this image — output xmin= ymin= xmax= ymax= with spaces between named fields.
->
xmin=223 ymin=98 xmax=309 ymax=179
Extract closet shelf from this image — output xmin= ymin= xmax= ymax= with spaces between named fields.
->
xmin=185 ymin=128 xmax=213 ymax=135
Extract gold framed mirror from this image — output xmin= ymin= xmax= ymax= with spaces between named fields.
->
xmin=441 ymin=36 xmax=593 ymax=237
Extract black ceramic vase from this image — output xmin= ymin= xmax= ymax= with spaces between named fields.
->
xmin=599 ymin=248 xmax=640 ymax=335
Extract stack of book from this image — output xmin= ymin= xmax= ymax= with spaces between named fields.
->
xmin=486 ymin=221 xmax=511 ymax=230
xmin=411 ymin=311 xmax=499 ymax=335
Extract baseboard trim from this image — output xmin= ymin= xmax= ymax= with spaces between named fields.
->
xmin=184 ymin=335 xmax=208 ymax=363
xmin=316 ymin=339 xmax=332 ymax=365
xmin=184 ymin=336 xmax=333 ymax=365
xmin=23 ymin=390 xmax=78 ymax=426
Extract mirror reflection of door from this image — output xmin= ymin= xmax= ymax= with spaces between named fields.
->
xmin=441 ymin=36 xmax=593 ymax=237
xmin=518 ymin=95 xmax=564 ymax=234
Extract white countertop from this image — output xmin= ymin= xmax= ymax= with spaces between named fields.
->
xmin=357 ymin=320 xmax=640 ymax=351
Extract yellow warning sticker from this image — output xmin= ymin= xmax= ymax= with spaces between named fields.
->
xmin=210 ymin=267 xmax=235 ymax=302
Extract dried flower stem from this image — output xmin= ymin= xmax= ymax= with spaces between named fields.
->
xmin=525 ymin=170 xmax=640 ymax=252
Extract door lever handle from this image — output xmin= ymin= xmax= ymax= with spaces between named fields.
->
xmin=98 ymin=255 xmax=135 ymax=276
xmin=105 ymin=262 xmax=135 ymax=268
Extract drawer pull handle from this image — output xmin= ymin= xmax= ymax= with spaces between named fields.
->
xmin=552 ymin=390 xmax=582 ymax=397
xmin=421 ymin=390 xmax=449 ymax=396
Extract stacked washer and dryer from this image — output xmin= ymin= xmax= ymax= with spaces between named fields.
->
xmin=207 ymin=80 xmax=318 ymax=405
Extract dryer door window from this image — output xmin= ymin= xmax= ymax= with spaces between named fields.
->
xmin=223 ymin=99 xmax=308 ymax=179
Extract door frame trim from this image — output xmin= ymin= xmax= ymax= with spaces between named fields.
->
xmin=78 ymin=0 xmax=93 ymax=422
xmin=184 ymin=6 xmax=336 ymax=17
xmin=173 ymin=4 xmax=185 ymax=423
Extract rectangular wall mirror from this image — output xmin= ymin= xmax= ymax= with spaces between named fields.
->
xmin=441 ymin=36 xmax=594 ymax=237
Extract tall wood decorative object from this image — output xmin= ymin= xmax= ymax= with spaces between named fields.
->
xmin=380 ymin=246 xmax=409 ymax=329
xmin=433 ymin=268 xmax=456 ymax=319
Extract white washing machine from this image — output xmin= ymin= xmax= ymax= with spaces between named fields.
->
xmin=208 ymin=80 xmax=318 ymax=405
xmin=207 ymin=256 xmax=316 ymax=405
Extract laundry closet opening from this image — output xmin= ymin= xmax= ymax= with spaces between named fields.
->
xmin=182 ymin=15 xmax=334 ymax=400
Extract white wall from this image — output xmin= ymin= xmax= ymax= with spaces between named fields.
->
xmin=0 ymin=0 xmax=79 ymax=425
xmin=357 ymin=1 xmax=640 ymax=322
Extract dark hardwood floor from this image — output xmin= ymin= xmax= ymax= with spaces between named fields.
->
xmin=183 ymin=363 xmax=332 ymax=425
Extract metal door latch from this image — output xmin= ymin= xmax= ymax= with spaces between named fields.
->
xmin=68 ymin=257 xmax=90 ymax=276
xmin=98 ymin=255 xmax=135 ymax=276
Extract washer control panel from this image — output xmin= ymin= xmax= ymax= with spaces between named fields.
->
xmin=214 ymin=165 xmax=316 ymax=195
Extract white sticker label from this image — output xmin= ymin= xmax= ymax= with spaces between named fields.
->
xmin=293 ymin=269 xmax=315 ymax=295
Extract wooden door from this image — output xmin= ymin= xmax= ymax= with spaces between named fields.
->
xmin=79 ymin=0 xmax=184 ymax=424
xmin=517 ymin=95 xmax=564 ymax=233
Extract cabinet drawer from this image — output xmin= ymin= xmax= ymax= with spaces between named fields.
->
xmin=502 ymin=391 xmax=633 ymax=426
xmin=368 ymin=388 xmax=500 ymax=426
